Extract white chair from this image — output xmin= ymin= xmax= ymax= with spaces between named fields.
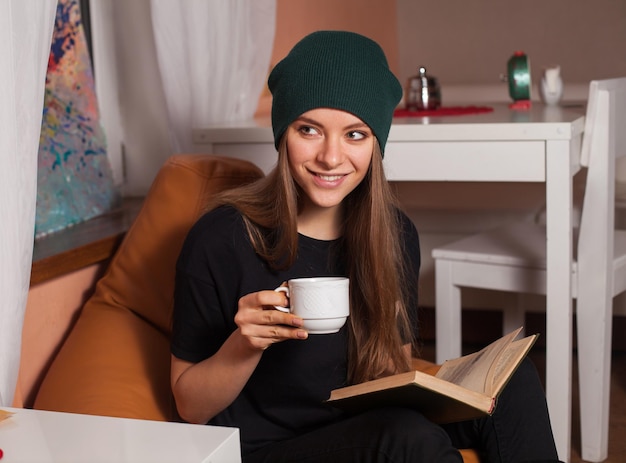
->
xmin=431 ymin=77 xmax=626 ymax=462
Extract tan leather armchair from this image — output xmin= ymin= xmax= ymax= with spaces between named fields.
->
xmin=33 ymin=154 xmax=480 ymax=462
xmin=34 ymin=154 xmax=263 ymax=419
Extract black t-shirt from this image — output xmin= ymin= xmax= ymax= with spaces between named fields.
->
xmin=171 ymin=205 xmax=421 ymax=454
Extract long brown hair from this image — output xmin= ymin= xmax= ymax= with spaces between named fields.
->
xmin=210 ymin=136 xmax=416 ymax=384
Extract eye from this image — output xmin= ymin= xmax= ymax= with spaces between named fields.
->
xmin=298 ymin=125 xmax=320 ymax=136
xmin=346 ymin=131 xmax=367 ymax=141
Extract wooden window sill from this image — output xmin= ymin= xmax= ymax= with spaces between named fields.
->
xmin=30 ymin=197 xmax=144 ymax=286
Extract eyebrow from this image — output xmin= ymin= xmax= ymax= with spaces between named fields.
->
xmin=295 ymin=116 xmax=370 ymax=131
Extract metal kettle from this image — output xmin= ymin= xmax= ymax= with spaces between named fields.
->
xmin=405 ymin=66 xmax=441 ymax=110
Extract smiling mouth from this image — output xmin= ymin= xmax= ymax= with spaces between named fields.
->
xmin=316 ymin=174 xmax=344 ymax=181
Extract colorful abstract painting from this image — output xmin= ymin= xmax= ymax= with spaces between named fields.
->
xmin=36 ymin=0 xmax=118 ymax=238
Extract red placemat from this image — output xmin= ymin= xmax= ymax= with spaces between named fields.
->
xmin=394 ymin=106 xmax=494 ymax=117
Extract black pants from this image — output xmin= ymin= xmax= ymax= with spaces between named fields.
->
xmin=244 ymin=358 xmax=561 ymax=463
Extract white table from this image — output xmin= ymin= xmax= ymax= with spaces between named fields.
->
xmin=0 ymin=407 xmax=241 ymax=462
xmin=193 ymin=103 xmax=586 ymax=462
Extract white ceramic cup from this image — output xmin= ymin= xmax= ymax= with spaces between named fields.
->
xmin=274 ymin=277 xmax=350 ymax=334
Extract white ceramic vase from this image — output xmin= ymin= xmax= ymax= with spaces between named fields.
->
xmin=539 ymin=66 xmax=563 ymax=106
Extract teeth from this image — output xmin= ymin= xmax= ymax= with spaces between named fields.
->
xmin=318 ymin=174 xmax=342 ymax=181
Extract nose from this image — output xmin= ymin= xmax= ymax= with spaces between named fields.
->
xmin=316 ymin=136 xmax=344 ymax=169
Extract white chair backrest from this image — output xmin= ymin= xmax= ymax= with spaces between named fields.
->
xmin=580 ymin=78 xmax=626 ymax=167
xmin=577 ymin=78 xmax=626 ymax=292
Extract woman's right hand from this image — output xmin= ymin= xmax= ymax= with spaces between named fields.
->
xmin=171 ymin=289 xmax=307 ymax=424
xmin=235 ymin=289 xmax=308 ymax=351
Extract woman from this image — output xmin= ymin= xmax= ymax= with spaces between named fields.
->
xmin=170 ymin=30 xmax=561 ymax=463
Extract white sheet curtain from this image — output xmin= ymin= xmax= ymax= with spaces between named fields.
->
xmin=0 ymin=0 xmax=58 ymax=406
xmin=150 ymin=0 xmax=276 ymax=152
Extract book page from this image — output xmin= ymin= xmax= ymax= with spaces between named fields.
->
xmin=488 ymin=335 xmax=538 ymax=396
xmin=435 ymin=327 xmax=522 ymax=394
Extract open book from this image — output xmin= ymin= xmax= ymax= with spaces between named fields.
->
xmin=327 ymin=327 xmax=537 ymax=423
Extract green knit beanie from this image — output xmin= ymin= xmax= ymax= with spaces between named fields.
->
xmin=268 ymin=30 xmax=402 ymax=155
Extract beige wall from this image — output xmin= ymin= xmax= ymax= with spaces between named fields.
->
xmin=257 ymin=0 xmax=400 ymax=114
xmin=272 ymin=0 xmax=626 ymax=88
xmin=271 ymin=0 xmax=626 ymax=101
xmin=273 ymin=0 xmax=399 ymax=71
xmin=396 ymin=0 xmax=626 ymax=86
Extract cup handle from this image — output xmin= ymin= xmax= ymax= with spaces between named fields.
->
xmin=273 ymin=286 xmax=290 ymax=312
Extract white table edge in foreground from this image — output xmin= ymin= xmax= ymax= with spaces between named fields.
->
xmin=0 ymin=407 xmax=241 ymax=463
